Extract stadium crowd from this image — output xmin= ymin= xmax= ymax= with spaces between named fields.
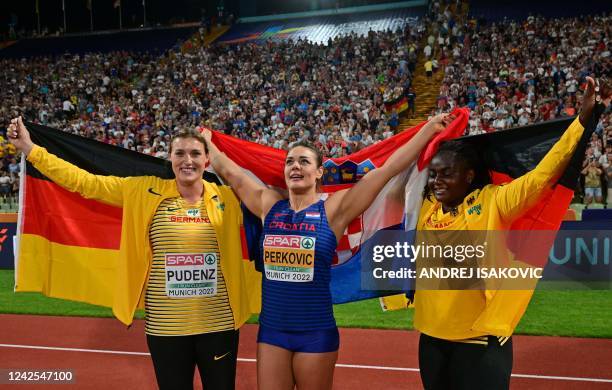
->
xmin=0 ymin=23 xmax=422 ymax=158
xmin=0 ymin=7 xmax=610 ymax=205
xmin=431 ymin=12 xmax=611 ymax=205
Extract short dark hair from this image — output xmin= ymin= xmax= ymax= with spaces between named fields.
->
xmin=437 ymin=140 xmax=491 ymax=191
xmin=424 ymin=140 xmax=491 ymax=199
xmin=169 ymin=129 xmax=208 ymax=154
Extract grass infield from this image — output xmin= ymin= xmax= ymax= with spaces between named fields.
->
xmin=1 ymin=270 xmax=610 ymax=338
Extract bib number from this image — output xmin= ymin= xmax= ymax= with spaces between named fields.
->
xmin=263 ymin=235 xmax=315 ymax=283
xmin=165 ymin=253 xmax=217 ymax=298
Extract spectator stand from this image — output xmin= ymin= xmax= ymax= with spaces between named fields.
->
xmin=469 ymin=0 xmax=610 ymax=22
xmin=3 ymin=1 xmax=606 ymax=214
xmin=403 ymin=0 xmax=468 ymax=128
xmin=433 ymin=3 xmax=610 ymax=214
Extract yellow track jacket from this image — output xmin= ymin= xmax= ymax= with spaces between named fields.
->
xmin=25 ymin=145 xmax=261 ymax=326
xmin=414 ymin=117 xmax=584 ymax=339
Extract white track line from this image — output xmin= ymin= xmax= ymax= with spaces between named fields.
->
xmin=511 ymin=373 xmax=612 ymax=383
xmin=336 ymin=363 xmax=419 ymax=372
xmin=0 ymin=343 xmax=149 ymax=356
xmin=1 ymin=343 xmax=611 ymax=383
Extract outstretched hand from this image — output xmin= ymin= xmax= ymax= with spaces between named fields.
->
xmin=597 ymin=76 xmax=611 ymax=107
xmin=200 ymin=127 xmax=213 ymax=146
xmin=423 ymin=113 xmax=456 ymax=134
xmin=7 ymin=117 xmax=34 ymax=156
xmin=579 ymin=76 xmax=611 ymax=126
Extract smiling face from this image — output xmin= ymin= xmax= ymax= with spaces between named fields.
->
xmin=169 ymin=137 xmax=209 ymax=187
xmin=284 ymin=146 xmax=323 ymax=193
xmin=428 ymin=151 xmax=475 ymax=208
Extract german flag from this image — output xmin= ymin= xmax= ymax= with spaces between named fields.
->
xmin=460 ymin=116 xmax=593 ymax=267
xmin=381 ymin=103 xmax=606 ymax=311
xmin=16 ymin=124 xmax=219 ymax=307
xmin=384 ymin=96 xmax=409 ymax=114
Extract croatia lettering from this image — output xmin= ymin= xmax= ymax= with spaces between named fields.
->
xmin=263 ymin=234 xmax=315 ymax=282
xmin=165 ymin=253 xmax=217 ymax=298
xmin=269 ymin=221 xmax=316 ymax=232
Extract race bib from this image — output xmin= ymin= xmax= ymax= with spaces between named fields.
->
xmin=263 ymin=234 xmax=315 ymax=282
xmin=165 ymin=253 xmax=217 ymax=298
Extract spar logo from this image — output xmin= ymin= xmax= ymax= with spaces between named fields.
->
xmin=301 ymin=237 xmax=314 ymax=250
xmin=204 ymin=254 xmax=217 ymax=265
xmin=264 ymin=235 xmax=316 ymax=250
xmin=166 ymin=253 xmax=205 ymax=266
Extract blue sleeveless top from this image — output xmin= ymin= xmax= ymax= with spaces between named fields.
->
xmin=259 ymin=199 xmax=338 ymax=331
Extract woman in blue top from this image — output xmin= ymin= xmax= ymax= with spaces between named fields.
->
xmin=203 ymin=114 xmax=451 ymax=390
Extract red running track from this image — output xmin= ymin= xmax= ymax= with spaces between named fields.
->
xmin=0 ymin=314 xmax=611 ymax=389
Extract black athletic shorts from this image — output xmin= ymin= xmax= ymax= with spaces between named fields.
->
xmin=146 ymin=329 xmax=239 ymax=390
xmin=418 ymin=333 xmax=513 ymax=390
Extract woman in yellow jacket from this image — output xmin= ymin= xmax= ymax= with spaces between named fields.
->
xmin=9 ymin=118 xmax=260 ymax=390
xmin=415 ymin=77 xmax=608 ymax=389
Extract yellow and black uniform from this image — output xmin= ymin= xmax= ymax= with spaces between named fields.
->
xmin=417 ymin=200 xmax=514 ymax=389
xmin=415 ymin=117 xmax=584 ymax=389
xmin=143 ymin=198 xmax=241 ymax=389
xmin=146 ymin=198 xmax=234 ymax=336
xmin=26 ymin=145 xmax=261 ymax=390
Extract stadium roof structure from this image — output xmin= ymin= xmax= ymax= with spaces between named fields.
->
xmin=218 ymin=4 xmax=425 ymax=45
xmin=0 ymin=25 xmax=196 ymax=58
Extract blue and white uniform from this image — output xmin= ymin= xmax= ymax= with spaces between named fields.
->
xmin=257 ymin=199 xmax=339 ymax=352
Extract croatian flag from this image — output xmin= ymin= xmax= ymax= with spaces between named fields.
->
xmin=206 ymin=108 xmax=470 ymax=303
